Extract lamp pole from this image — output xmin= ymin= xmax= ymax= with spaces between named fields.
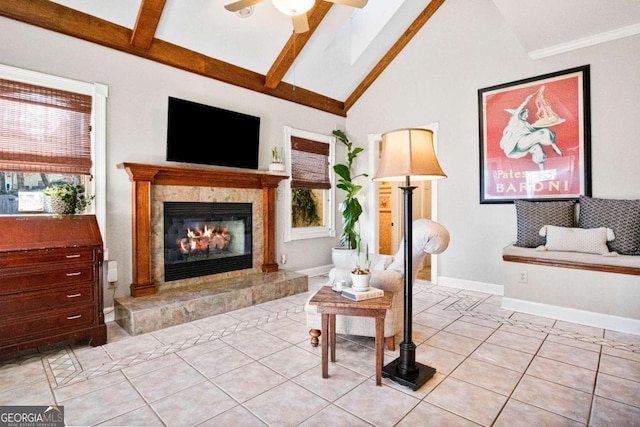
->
xmin=374 ymin=127 xmax=445 ymax=390
xmin=381 ymin=177 xmax=436 ymax=390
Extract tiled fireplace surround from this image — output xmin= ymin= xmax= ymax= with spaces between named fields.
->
xmin=114 ymin=163 xmax=308 ymax=335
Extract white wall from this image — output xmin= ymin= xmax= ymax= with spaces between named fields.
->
xmin=346 ymin=0 xmax=640 ymax=289
xmin=0 ymin=16 xmax=345 ymax=308
xmin=2 ymin=0 xmax=639 ymax=310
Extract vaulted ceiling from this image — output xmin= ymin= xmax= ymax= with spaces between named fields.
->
xmin=1 ymin=0 xmax=639 ymax=117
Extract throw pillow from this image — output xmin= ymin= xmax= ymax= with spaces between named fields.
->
xmin=577 ymin=195 xmax=640 ymax=255
xmin=513 ymin=200 xmax=576 ymax=248
xmin=537 ymin=225 xmax=616 ymax=255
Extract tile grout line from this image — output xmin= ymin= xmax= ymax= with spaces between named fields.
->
xmin=2 ymin=284 xmax=637 ymax=396
xmin=47 ymin=306 xmax=305 ymax=388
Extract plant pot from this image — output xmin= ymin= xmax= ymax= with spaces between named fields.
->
xmin=44 ymin=195 xmax=69 ymax=214
xmin=350 ymin=272 xmax=371 ymax=291
xmin=331 ymin=247 xmax=356 ymax=269
xmin=268 ymin=162 xmax=285 ymax=172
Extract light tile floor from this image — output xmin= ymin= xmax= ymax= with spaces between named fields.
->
xmin=1 ymin=277 xmax=639 ymax=426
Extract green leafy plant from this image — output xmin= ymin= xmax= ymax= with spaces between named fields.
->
xmin=44 ymin=183 xmax=94 ymax=214
xmin=333 ymin=129 xmax=368 ymax=249
xmin=271 ymin=147 xmax=282 ymax=163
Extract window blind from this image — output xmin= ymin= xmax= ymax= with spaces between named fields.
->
xmin=291 ymin=136 xmax=331 ymax=189
xmin=0 ymin=78 xmax=92 ymax=175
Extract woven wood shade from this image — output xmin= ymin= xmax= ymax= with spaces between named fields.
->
xmin=291 ymin=135 xmax=330 ymax=189
xmin=0 ymin=78 xmax=92 ymax=175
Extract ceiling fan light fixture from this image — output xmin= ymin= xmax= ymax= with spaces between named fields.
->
xmin=272 ymin=0 xmax=315 ymax=16
xmin=235 ymin=6 xmax=254 ymax=17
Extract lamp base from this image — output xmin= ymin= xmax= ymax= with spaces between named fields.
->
xmin=382 ymin=358 xmax=436 ymax=391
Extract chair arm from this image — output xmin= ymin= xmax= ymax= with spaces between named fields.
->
xmin=370 ymin=269 xmax=404 ymax=293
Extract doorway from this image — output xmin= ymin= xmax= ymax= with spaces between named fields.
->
xmin=377 ymin=180 xmax=432 ymax=280
xmin=367 ymin=123 xmax=440 ymax=282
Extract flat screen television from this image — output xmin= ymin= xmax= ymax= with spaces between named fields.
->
xmin=166 ymin=97 xmax=261 ymax=170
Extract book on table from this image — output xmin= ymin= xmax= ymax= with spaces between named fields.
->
xmin=341 ymin=287 xmax=384 ymax=301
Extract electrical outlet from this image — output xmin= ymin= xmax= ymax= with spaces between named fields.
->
xmin=518 ymin=270 xmax=528 ymax=284
xmin=280 ymin=253 xmax=287 ymax=265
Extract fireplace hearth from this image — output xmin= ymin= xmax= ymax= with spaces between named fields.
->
xmin=115 ymin=163 xmax=308 ymax=335
xmin=164 ymin=201 xmax=252 ymax=281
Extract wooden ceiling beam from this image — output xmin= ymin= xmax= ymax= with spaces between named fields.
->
xmin=344 ymin=0 xmax=446 ymax=111
xmin=130 ymin=0 xmax=166 ymax=49
xmin=0 ymin=0 xmax=446 ymax=116
xmin=0 ymin=0 xmax=346 ymax=116
xmin=264 ymin=1 xmax=333 ymax=90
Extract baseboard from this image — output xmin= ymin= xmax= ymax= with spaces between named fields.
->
xmin=434 ymin=276 xmax=639 ymax=335
xmin=502 ymin=297 xmax=640 ymax=336
xmin=104 ymin=307 xmax=114 ymax=322
xmin=298 ymin=264 xmax=332 ymax=278
xmin=436 ymin=276 xmax=504 ymax=295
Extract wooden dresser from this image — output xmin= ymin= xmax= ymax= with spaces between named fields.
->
xmin=0 ymin=215 xmax=106 ymax=355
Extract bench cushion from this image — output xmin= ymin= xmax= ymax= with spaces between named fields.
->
xmin=504 ymin=244 xmax=640 ymax=271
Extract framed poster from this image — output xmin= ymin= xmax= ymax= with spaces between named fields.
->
xmin=478 ymin=65 xmax=591 ymax=204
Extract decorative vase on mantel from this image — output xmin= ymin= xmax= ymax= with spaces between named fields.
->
xmin=268 ymin=147 xmax=285 ymax=172
xmin=268 ymin=161 xmax=285 ymax=172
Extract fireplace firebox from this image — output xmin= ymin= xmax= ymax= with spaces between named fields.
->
xmin=164 ymin=202 xmax=252 ymax=281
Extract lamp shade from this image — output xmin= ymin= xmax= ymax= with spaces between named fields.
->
xmin=373 ymin=128 xmax=446 ymax=182
xmin=272 ymin=0 xmax=315 ymax=16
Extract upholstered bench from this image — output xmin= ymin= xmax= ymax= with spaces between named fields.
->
xmin=502 ymin=244 xmax=640 ymax=276
xmin=502 ymin=196 xmax=640 ymax=329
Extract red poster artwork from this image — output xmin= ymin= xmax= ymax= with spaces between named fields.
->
xmin=478 ymin=66 xmax=591 ymax=203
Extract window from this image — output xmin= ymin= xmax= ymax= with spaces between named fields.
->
xmin=0 ymin=64 xmax=107 ymax=234
xmin=283 ymin=126 xmax=335 ymax=242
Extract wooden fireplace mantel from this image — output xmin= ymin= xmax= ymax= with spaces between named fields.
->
xmin=118 ymin=162 xmax=288 ymax=297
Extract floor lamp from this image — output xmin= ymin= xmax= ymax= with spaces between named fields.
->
xmin=373 ymin=128 xmax=447 ymax=390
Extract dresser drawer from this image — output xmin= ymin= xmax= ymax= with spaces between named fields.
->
xmin=0 ymin=247 xmax=97 ymax=269
xmin=0 ymin=305 xmax=96 ymax=341
xmin=0 ymin=264 xmax=96 ymax=294
xmin=0 ymin=283 xmax=94 ymax=317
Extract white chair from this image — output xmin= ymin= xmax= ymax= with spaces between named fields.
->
xmin=305 ymin=219 xmax=450 ymax=350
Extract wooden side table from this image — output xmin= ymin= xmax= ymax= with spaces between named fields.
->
xmin=308 ymin=286 xmax=393 ymax=386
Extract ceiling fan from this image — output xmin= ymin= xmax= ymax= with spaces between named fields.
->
xmin=224 ymin=0 xmax=368 ymax=34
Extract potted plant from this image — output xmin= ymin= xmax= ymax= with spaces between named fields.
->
xmin=268 ymin=147 xmax=285 ymax=172
xmin=331 ymin=129 xmax=368 ymax=271
xmin=44 ymin=183 xmax=94 ymax=214
xmin=350 ymin=240 xmax=371 ymax=290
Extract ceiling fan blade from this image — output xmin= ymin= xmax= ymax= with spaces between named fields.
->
xmin=224 ymin=0 xmax=263 ymax=12
xmin=324 ymin=0 xmax=368 ymax=8
xmin=292 ymin=14 xmax=310 ymax=34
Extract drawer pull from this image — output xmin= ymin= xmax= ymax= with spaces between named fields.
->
xmin=67 ymin=314 xmax=82 ymax=320
xmin=66 ymin=254 xmax=82 ymax=258
xmin=67 ymin=293 xmax=82 ymax=298
xmin=66 ymin=272 xmax=82 ymax=277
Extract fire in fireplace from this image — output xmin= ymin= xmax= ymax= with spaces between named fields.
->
xmin=164 ymin=202 xmax=252 ymax=281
